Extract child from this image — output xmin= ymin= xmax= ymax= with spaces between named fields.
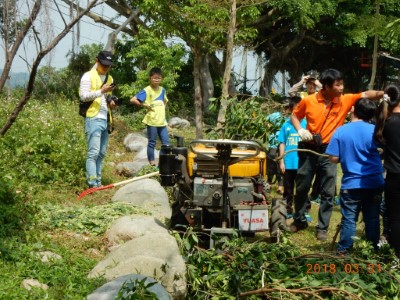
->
xmin=327 ymin=98 xmax=384 ymax=254
xmin=130 ymin=67 xmax=170 ymax=166
xmin=278 ymin=96 xmax=307 ymax=219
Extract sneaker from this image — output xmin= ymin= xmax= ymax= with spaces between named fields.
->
xmin=316 ymin=230 xmax=328 ymax=241
xmin=289 ymin=221 xmax=308 ymax=233
xmin=305 ymin=213 xmax=312 ymax=222
xmin=311 ymin=196 xmax=321 ymax=204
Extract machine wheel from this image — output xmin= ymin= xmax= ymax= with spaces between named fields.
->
xmin=170 ymin=186 xmax=189 ymax=230
xmin=269 ymin=198 xmax=287 ymax=242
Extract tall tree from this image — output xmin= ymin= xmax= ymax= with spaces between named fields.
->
xmin=0 ymin=0 xmax=42 ymax=92
xmin=0 ymin=0 xmax=100 ymax=136
xmin=66 ymin=0 xmax=259 ymax=138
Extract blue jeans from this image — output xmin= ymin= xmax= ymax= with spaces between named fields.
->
xmin=147 ymin=125 xmax=170 ymax=162
xmin=337 ymin=188 xmax=382 ymax=253
xmin=294 ymin=144 xmax=337 ymax=230
xmin=85 ymin=118 xmax=109 ymax=187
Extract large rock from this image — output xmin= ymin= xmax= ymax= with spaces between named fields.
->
xmin=88 ymin=233 xmax=187 ymax=299
xmin=168 ymin=117 xmax=190 ymax=129
xmin=112 ymin=179 xmax=171 ymax=220
xmin=105 ymin=216 xmax=168 ymax=251
xmin=115 ymin=161 xmax=148 ymax=177
xmin=87 ymin=274 xmax=171 ymax=300
xmin=123 ymin=133 xmax=148 ymax=152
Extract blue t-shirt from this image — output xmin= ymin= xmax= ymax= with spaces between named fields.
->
xmin=278 ymin=118 xmax=307 ymax=170
xmin=326 ymin=121 xmax=384 ymax=190
xmin=266 ymin=112 xmax=284 ymax=148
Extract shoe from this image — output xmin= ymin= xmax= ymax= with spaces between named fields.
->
xmin=286 ymin=213 xmax=293 ymax=219
xmin=305 ymin=213 xmax=312 ymax=222
xmin=316 ymin=230 xmax=328 ymax=241
xmin=289 ymin=221 xmax=308 ymax=233
xmin=336 ymin=250 xmax=348 ymax=257
xmin=311 ymin=196 xmax=321 ymax=204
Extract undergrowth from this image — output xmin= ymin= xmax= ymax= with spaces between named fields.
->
xmin=174 ymin=228 xmax=400 ymax=299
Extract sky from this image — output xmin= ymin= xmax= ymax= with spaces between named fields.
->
xmin=4 ymin=1 xmax=290 ymax=94
xmin=7 ymin=1 xmax=115 ymax=73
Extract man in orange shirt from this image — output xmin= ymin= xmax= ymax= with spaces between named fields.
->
xmin=290 ymin=68 xmax=383 ymax=241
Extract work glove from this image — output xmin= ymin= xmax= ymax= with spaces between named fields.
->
xmin=298 ymin=128 xmax=313 ymax=142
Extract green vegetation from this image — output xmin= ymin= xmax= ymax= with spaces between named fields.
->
xmin=175 ymin=228 xmax=400 ymax=299
xmin=0 ymin=97 xmax=399 ymax=299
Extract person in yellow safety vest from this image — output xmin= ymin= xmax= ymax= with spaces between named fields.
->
xmin=288 ymin=70 xmax=322 ymax=99
xmin=130 ymin=67 xmax=170 ymax=167
xmin=79 ymin=50 xmax=117 ymax=188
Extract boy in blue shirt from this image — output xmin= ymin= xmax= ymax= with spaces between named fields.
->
xmin=326 ymin=98 xmax=384 ymax=254
xmin=278 ymin=97 xmax=308 ymax=218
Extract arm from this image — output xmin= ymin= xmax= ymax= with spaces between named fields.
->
xmin=362 ymin=90 xmax=384 ymax=100
xmin=290 ymin=113 xmax=302 ymax=131
xmin=329 ymin=155 xmax=339 ymax=164
xmin=291 ymin=113 xmax=313 ymax=141
xmin=279 ymin=142 xmax=285 ymax=174
xmin=79 ymin=73 xmax=113 ymax=102
xmin=288 ymin=78 xmax=306 ymax=97
xmin=130 ymin=95 xmax=153 ymax=111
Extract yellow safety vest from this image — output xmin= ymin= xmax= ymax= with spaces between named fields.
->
xmin=85 ymin=69 xmax=113 ymax=124
xmin=141 ymin=86 xmax=168 ymax=127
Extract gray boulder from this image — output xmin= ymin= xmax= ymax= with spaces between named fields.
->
xmin=168 ymin=117 xmax=190 ymax=129
xmin=123 ymin=133 xmax=148 ymax=152
xmin=88 ymin=233 xmax=186 ymax=299
xmin=105 ymin=216 xmax=168 ymax=251
xmin=112 ymin=179 xmax=170 ymax=220
xmin=87 ymin=274 xmax=171 ymax=300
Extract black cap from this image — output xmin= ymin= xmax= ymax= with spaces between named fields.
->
xmin=306 ymin=70 xmax=319 ymax=82
xmin=97 ymin=51 xmax=113 ymax=66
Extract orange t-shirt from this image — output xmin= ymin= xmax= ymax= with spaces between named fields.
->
xmin=293 ymin=91 xmax=362 ymax=144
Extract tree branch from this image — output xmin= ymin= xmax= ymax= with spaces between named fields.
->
xmin=0 ymin=0 xmax=100 ymax=136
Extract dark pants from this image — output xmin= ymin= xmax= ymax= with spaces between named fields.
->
xmin=283 ymin=170 xmax=297 ymax=214
xmin=267 ymin=148 xmax=282 ymax=185
xmin=284 ymin=170 xmax=311 ymax=214
xmin=337 ymin=188 xmax=382 ymax=253
xmin=293 ymin=143 xmax=337 ymax=231
xmin=386 ymin=172 xmax=400 ymax=255
xmin=310 ymin=170 xmax=322 ymax=199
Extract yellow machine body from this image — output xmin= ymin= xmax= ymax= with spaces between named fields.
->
xmin=187 ymin=143 xmax=267 ymax=178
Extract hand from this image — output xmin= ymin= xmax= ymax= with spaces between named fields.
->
xmin=303 ymin=75 xmax=310 ymax=82
xmin=109 ymin=100 xmax=117 ymax=109
xmin=279 ymin=160 xmax=286 ymax=174
xmin=101 ymin=83 xmax=115 ymax=93
xmin=143 ymin=103 xmax=154 ymax=111
xmin=298 ymin=128 xmax=313 ymax=141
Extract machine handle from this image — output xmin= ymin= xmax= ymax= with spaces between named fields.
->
xmin=189 ymin=139 xmax=261 ymax=165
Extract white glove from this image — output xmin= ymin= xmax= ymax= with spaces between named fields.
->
xmin=298 ymin=128 xmax=313 ymax=142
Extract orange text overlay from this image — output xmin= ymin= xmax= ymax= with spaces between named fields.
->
xmin=306 ymin=263 xmax=382 ymax=274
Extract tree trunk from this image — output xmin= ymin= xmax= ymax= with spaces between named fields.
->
xmin=193 ymin=50 xmax=203 ymax=138
xmin=0 ymin=0 xmax=42 ymax=92
xmin=217 ymin=0 xmax=236 ymax=130
xmin=0 ymin=0 xmax=99 ymax=136
xmin=368 ymin=0 xmax=380 ymax=90
xmin=200 ymin=53 xmax=214 ymax=116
